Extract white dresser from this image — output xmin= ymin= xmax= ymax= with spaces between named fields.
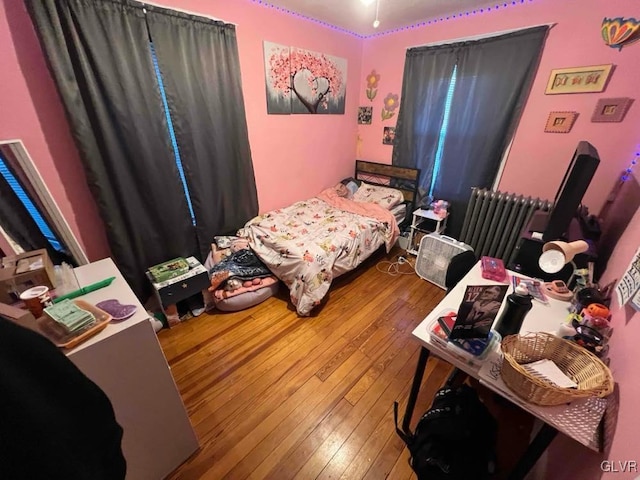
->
xmin=66 ymin=258 xmax=198 ymax=479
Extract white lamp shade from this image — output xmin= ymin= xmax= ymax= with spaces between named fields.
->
xmin=538 ymin=240 xmax=589 ymax=274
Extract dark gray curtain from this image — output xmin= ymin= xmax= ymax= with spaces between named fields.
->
xmin=145 ymin=6 xmax=259 ymax=259
xmin=393 ymin=26 xmax=548 ymax=239
xmin=392 ymin=48 xmax=457 ymax=189
xmin=26 ymin=0 xmax=198 ymax=296
xmin=434 ymin=27 xmax=548 ymax=238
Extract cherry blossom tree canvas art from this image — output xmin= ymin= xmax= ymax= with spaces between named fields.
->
xmin=264 ymin=41 xmax=347 ymax=115
xmin=264 ymin=42 xmax=291 ymax=114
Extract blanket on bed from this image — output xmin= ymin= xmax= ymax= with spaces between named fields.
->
xmin=208 ymin=248 xmax=272 ymax=280
xmin=239 ymin=187 xmax=399 ymax=316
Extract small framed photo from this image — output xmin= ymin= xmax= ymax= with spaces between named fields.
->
xmin=358 ymin=106 xmax=372 ymax=125
xmin=591 ymin=97 xmax=633 ymax=122
xmin=544 ymin=111 xmax=578 ymax=133
xmin=382 ymin=126 xmax=395 ymax=145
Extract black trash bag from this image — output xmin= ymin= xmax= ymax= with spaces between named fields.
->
xmin=394 ymin=384 xmax=497 ymax=480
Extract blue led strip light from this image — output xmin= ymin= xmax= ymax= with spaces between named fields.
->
xmin=249 ymin=0 xmax=537 ymax=38
xmin=0 ymin=152 xmax=64 ymax=251
xmin=149 ymin=43 xmax=197 ymax=225
xmin=621 ymin=146 xmax=639 ymax=181
xmin=429 ymin=65 xmax=458 ymax=199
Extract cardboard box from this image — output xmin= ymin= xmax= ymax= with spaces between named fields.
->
xmin=0 ymin=302 xmax=39 ymax=333
xmin=0 ymin=249 xmax=56 ymax=304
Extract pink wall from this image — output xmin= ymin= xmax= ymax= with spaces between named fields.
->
xmin=595 ymin=210 xmax=640 ymax=479
xmin=358 ymin=0 xmax=640 ymax=215
xmin=546 ymin=207 xmax=640 ymax=480
xmin=0 ymin=0 xmax=110 ymax=261
xmin=180 ymin=0 xmax=363 ymax=212
xmin=0 ymin=0 xmax=362 ymax=260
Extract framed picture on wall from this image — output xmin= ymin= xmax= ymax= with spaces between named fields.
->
xmin=382 ymin=126 xmax=396 ymax=145
xmin=591 ymin=97 xmax=634 ymax=122
xmin=358 ymin=106 xmax=373 ymax=124
xmin=544 ymin=64 xmax=614 ymax=94
xmin=544 ymin=111 xmax=578 ymax=133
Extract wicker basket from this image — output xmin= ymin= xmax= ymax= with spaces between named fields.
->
xmin=500 ymin=332 xmax=613 ymax=406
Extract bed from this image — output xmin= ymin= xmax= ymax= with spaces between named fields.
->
xmin=238 ymin=161 xmax=420 ymax=316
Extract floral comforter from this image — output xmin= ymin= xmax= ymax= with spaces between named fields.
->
xmin=238 ymin=188 xmax=399 ymax=316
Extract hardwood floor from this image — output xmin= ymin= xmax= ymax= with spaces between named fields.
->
xmin=158 ymin=247 xmax=531 ymax=479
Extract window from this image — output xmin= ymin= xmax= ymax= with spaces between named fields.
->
xmin=27 ymin=0 xmax=259 ymax=293
xmin=395 ymin=27 xmax=548 ymax=237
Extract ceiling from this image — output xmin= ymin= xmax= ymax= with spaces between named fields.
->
xmin=260 ymin=0 xmax=506 ymax=36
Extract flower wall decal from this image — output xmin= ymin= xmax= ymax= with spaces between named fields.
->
xmin=381 ymin=93 xmax=399 ymax=120
xmin=365 ymin=70 xmax=380 ymax=101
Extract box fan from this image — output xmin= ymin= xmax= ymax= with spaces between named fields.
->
xmin=415 ymin=233 xmax=473 ymax=289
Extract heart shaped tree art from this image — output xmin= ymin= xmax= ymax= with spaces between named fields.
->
xmin=266 ymin=44 xmax=346 ymax=114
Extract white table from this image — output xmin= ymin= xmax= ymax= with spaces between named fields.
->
xmin=406 ymin=208 xmax=449 ymax=255
xmin=66 ymin=258 xmax=198 ymax=479
xmin=402 ymin=262 xmax=607 ymax=479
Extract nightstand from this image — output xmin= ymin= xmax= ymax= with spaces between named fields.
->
xmin=146 ymin=256 xmax=209 ymax=326
xmin=406 ymin=208 xmax=448 ymax=255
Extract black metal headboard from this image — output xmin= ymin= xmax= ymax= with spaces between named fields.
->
xmin=354 ymin=160 xmax=421 ymax=216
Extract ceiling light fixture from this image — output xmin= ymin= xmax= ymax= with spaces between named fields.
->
xmin=373 ymin=0 xmax=380 ymax=28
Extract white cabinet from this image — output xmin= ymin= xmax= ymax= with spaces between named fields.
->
xmin=406 ymin=208 xmax=448 ymax=255
xmin=67 ymin=259 xmax=198 ymax=480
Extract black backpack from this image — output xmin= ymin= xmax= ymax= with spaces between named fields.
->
xmin=393 ymin=384 xmax=497 ymax=480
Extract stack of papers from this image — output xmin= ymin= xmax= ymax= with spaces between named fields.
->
xmin=522 ymin=359 xmax=578 ymax=389
xmin=44 ymin=300 xmax=95 ymax=333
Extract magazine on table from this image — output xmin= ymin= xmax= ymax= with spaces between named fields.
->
xmin=449 ymin=284 xmax=509 ymax=340
xmin=511 ymin=275 xmax=549 ymax=304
